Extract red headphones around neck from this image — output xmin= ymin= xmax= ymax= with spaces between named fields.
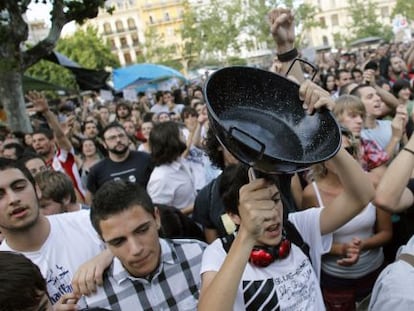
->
xmin=249 ymin=235 xmax=291 ymax=267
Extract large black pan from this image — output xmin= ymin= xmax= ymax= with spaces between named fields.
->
xmin=204 ymin=66 xmax=341 ymax=174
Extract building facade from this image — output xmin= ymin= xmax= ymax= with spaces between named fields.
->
xmin=86 ymin=0 xmax=185 ymax=67
xmin=303 ymin=0 xmax=397 ymax=48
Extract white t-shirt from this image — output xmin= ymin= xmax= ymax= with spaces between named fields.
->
xmin=147 ymin=158 xmax=196 ymax=209
xmin=0 ymin=210 xmax=104 ymax=305
xmin=200 ymin=208 xmax=332 ymax=311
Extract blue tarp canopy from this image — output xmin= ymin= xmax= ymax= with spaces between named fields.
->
xmin=113 ymin=63 xmax=187 ymax=91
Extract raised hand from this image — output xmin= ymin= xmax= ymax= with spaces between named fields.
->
xmin=25 ymin=90 xmax=49 ymax=114
xmin=299 ymin=80 xmax=334 ymax=114
xmin=268 ymin=8 xmax=295 ymax=52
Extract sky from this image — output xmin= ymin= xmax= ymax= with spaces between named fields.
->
xmin=26 ymin=1 xmax=76 ymax=36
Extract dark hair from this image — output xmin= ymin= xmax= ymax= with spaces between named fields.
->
xmin=149 ymin=121 xmax=186 ymax=166
xmin=35 ymin=170 xmax=76 ymax=204
xmin=18 ymin=152 xmax=46 ymax=167
xmin=219 ymin=164 xmax=249 ymax=215
xmin=82 ymin=120 xmax=97 ymax=133
xmin=392 ymin=79 xmax=411 ymax=97
xmin=0 ymin=251 xmax=46 ymax=310
xmin=335 ymin=69 xmax=350 ymax=80
xmin=91 ymin=180 xmax=155 ymax=237
xmin=0 ymin=157 xmax=36 ymax=189
xmin=364 ymin=60 xmax=379 ymax=71
xmin=204 ymin=127 xmax=225 ymax=169
xmin=351 ymin=68 xmax=362 ymax=77
xmin=81 ymin=138 xmax=99 ymax=155
xmin=3 ymin=142 xmax=25 ymax=159
xmin=157 ymin=204 xmax=205 ymax=241
xmin=173 ymin=89 xmax=184 ymax=104
xmin=32 ymin=127 xmax=54 ymax=140
xmin=142 ymin=112 xmax=155 ymax=122
xmin=322 ymin=73 xmax=336 ymax=92
xmin=181 ymin=106 xmax=198 ymax=120
xmin=350 ymin=84 xmax=373 ymax=97
xmin=219 ymin=164 xmax=296 ymax=218
xmin=100 ymin=122 xmax=126 ymax=139
xmin=155 ymin=91 xmax=163 ymax=102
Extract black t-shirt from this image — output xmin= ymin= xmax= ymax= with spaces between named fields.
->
xmin=87 ymin=151 xmax=153 ymax=194
xmin=193 ymin=174 xmax=228 ymax=238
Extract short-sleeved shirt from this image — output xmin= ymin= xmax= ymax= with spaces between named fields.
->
xmin=87 ymin=151 xmax=153 ymax=194
xmin=83 ymin=238 xmax=207 ymax=310
xmin=201 ymin=208 xmax=333 ymax=310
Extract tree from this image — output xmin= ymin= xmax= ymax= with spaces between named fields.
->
xmin=141 ymin=26 xmax=176 ymax=65
xmin=392 ymin=0 xmax=414 ymax=21
xmin=192 ymin=0 xmax=243 ymax=62
xmin=346 ymin=0 xmax=393 ymax=43
xmin=26 ymin=26 xmax=119 ymax=92
xmin=0 ymin=0 xmax=111 ymax=132
xmin=180 ymin=0 xmax=323 ymax=70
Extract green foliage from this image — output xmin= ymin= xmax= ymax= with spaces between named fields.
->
xmin=26 ymin=26 xmax=118 ymax=92
xmin=141 ymin=26 xmax=175 ymax=64
xmin=180 ymin=0 xmax=323 ymax=70
xmin=227 ymin=56 xmax=247 ymax=66
xmin=26 ymin=59 xmax=77 ymax=90
xmin=56 ymin=26 xmax=119 ymax=69
xmin=392 ymin=0 xmax=414 ymax=21
xmin=347 ymin=0 xmax=394 ymax=42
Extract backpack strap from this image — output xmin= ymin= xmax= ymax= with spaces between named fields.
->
xmin=220 ymin=233 xmax=235 ymax=253
xmin=284 ymin=220 xmax=311 ymax=263
xmin=399 ymin=253 xmax=414 ymax=267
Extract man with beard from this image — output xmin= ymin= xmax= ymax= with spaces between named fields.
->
xmin=86 ymin=122 xmax=153 ymax=202
xmin=28 ymin=91 xmax=87 ymax=202
xmin=387 ymin=55 xmax=413 ymax=85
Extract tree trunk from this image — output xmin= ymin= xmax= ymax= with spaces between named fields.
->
xmin=0 ymin=70 xmax=32 ymax=132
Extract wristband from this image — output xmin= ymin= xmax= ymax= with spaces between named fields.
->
xmin=403 ymin=147 xmax=414 ymax=155
xmin=277 ymin=48 xmax=298 ymax=62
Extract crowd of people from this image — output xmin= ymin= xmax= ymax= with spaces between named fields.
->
xmin=0 ymin=6 xmax=414 ymax=311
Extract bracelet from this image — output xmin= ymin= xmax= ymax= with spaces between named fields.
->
xmin=403 ymin=147 xmax=414 ymax=155
xmin=277 ymin=48 xmax=298 ymax=62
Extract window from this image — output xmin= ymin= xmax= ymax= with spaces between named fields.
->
xmin=322 ymin=36 xmax=329 ymax=46
xmin=164 ymin=12 xmax=170 ymax=21
xmin=124 ymin=52 xmax=132 ymax=64
xmin=331 ymin=14 xmax=339 ymax=26
xmin=120 ymin=37 xmax=128 ymax=48
xmin=127 ymin=18 xmax=136 ymax=30
xmin=131 ymin=33 xmax=139 ymax=46
xmin=103 ymin=22 xmax=112 ymax=34
xmin=149 ymin=15 xmax=154 ymax=24
xmin=320 ymin=17 xmax=326 ymax=27
xmin=110 ymin=39 xmax=116 ymax=50
xmin=115 ymin=20 xmax=124 ymax=32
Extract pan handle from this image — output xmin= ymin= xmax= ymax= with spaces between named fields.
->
xmin=286 ymin=58 xmax=318 ymax=81
xmin=229 ymin=126 xmax=266 ymax=160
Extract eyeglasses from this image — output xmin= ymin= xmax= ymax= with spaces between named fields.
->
xmin=104 ymin=133 xmax=127 ymax=142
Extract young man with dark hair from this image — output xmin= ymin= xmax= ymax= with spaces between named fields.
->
xmin=0 ymin=158 xmax=108 ymax=307
xmin=198 ymin=8 xmax=375 ymax=310
xmin=86 ymin=122 xmax=153 ymax=202
xmin=64 ymin=180 xmax=207 ymax=310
